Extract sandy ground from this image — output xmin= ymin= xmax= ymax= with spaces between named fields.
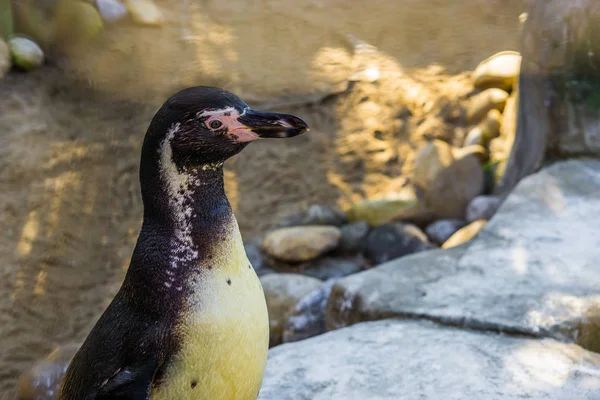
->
xmin=0 ymin=0 xmax=527 ymax=397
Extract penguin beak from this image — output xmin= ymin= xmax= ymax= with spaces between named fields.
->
xmin=237 ymin=109 xmax=309 ymax=139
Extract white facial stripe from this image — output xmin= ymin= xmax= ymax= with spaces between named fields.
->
xmin=196 ymin=107 xmax=237 ymax=118
xmin=158 ymin=123 xmax=200 ymax=287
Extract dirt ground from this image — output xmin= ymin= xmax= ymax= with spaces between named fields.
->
xmin=0 ymin=0 xmax=527 ymax=397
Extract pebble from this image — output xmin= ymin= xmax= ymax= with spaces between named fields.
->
xmin=301 ymin=256 xmax=363 ymax=281
xmin=346 ymin=190 xmax=421 ymax=226
xmin=8 ymin=37 xmax=44 ymax=71
xmin=463 ymin=109 xmax=502 ymax=147
xmin=278 ymin=204 xmax=347 ymax=228
xmin=17 ymin=343 xmax=81 ymax=400
xmin=338 ymin=221 xmax=370 ymax=253
xmin=124 ymin=0 xmax=164 ymax=26
xmin=0 ymin=38 xmax=10 ymax=79
xmin=412 ymin=139 xmax=455 ymax=190
xmin=364 ymin=223 xmax=434 ymax=265
xmin=442 ymin=220 xmax=487 ymax=249
xmin=473 ymin=51 xmax=522 ymax=91
xmin=96 ymin=0 xmax=128 ymax=23
xmin=260 ymin=274 xmax=323 ymax=347
xmin=283 ymin=280 xmax=336 ymax=343
xmin=466 ymin=88 xmax=509 ymax=124
xmin=262 ymin=226 xmax=341 ymax=263
xmin=466 ymin=195 xmax=502 ymax=223
xmin=453 ymin=145 xmax=488 ymax=164
xmin=425 ymin=219 xmax=467 ymax=244
xmin=425 ymin=155 xmax=485 ymax=219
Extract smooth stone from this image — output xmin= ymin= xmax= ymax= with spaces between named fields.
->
xmin=441 ymin=220 xmax=487 ymax=249
xmin=17 ymin=343 xmax=81 ymax=400
xmin=425 ymin=219 xmax=466 ymax=244
xmin=282 ymin=280 xmax=335 ymax=343
xmin=262 ymin=226 xmax=341 ymax=263
xmin=260 ymin=320 xmax=600 ymax=400
xmin=346 ymin=191 xmax=420 ymax=226
xmin=326 ymin=160 xmax=600 ymax=351
xmin=463 ymin=109 xmax=502 ymax=147
xmin=54 ymin=1 xmax=104 ymax=43
xmin=466 ymin=195 xmax=502 ymax=223
xmin=473 ymin=51 xmax=522 ymax=91
xmin=301 ymin=256 xmax=364 ymax=281
xmin=124 ymin=0 xmax=163 ymax=26
xmin=465 ymin=88 xmax=509 ymax=124
xmin=364 ymin=223 xmax=434 ymax=265
xmin=0 ymin=38 xmax=9 ymax=78
xmin=412 ymin=139 xmax=454 ymax=190
xmin=453 ymin=144 xmax=488 ymax=164
xmin=8 ymin=37 xmax=44 ymax=71
xmin=389 ymin=206 xmax=438 ymax=229
xmin=338 ymin=221 xmax=370 ymax=253
xmin=260 ymin=274 xmax=322 ymax=347
xmin=95 ymin=0 xmax=128 ymax=23
xmin=425 ymin=155 xmax=485 ymax=219
xmin=277 ymin=204 xmax=348 ymax=228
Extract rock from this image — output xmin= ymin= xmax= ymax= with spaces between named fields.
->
xmin=466 ymin=195 xmax=502 ymax=223
xmin=96 ymin=0 xmax=128 ymax=23
xmin=262 ymin=226 xmax=341 ymax=263
xmin=463 ymin=109 xmax=502 ymax=147
xmin=260 ymin=319 xmax=600 ymax=400
xmin=452 ymin=144 xmax=488 ymax=164
xmin=17 ymin=343 xmax=81 ymax=400
xmin=364 ymin=223 xmax=434 ymax=265
xmin=8 ymin=37 xmax=43 ymax=71
xmin=12 ymin=2 xmax=53 ymax=48
xmin=260 ymin=274 xmax=322 ymax=347
xmin=473 ymin=51 xmax=522 ymax=91
xmin=412 ymin=139 xmax=454 ymax=190
xmin=389 ymin=206 xmax=438 ymax=229
xmin=338 ymin=221 xmax=370 ymax=253
xmin=124 ymin=0 xmax=163 ymax=26
xmin=278 ymin=204 xmax=347 ymax=228
xmin=301 ymin=256 xmax=363 ymax=281
xmin=425 ymin=219 xmax=466 ymax=244
xmin=54 ymin=1 xmax=104 ymax=44
xmin=0 ymin=38 xmax=10 ymax=79
xmin=283 ymin=280 xmax=335 ymax=343
xmin=441 ymin=220 xmax=487 ymax=249
xmin=425 ymin=155 xmax=485 ymax=219
xmin=326 ymin=159 xmax=600 ymax=349
xmin=465 ymin=88 xmax=509 ymax=124
xmin=346 ymin=191 xmax=421 ymax=226
xmin=244 ymin=238 xmax=275 ymax=277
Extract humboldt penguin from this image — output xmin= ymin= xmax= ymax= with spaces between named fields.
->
xmin=58 ymin=86 xmax=309 ymax=400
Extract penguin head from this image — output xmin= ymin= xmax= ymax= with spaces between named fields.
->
xmin=144 ymin=86 xmax=309 ymax=168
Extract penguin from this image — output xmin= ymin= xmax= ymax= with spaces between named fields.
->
xmin=58 ymin=86 xmax=309 ymax=400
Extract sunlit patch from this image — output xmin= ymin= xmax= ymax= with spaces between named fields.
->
xmin=17 ymin=210 xmax=39 ymax=256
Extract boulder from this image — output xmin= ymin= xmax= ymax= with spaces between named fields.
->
xmin=425 ymin=155 xmax=484 ymax=219
xmin=282 ymin=280 xmax=336 ymax=343
xmin=260 ymin=320 xmax=600 ymax=400
xmin=473 ymin=51 xmax=522 ymax=91
xmin=262 ymin=226 xmax=341 ymax=263
xmin=325 ymin=160 xmax=600 ymax=353
xmin=441 ymin=220 xmax=487 ymax=249
xmin=465 ymin=88 xmax=509 ymax=124
xmin=425 ymin=219 xmax=466 ymax=245
xmin=364 ymin=223 xmax=434 ymax=265
xmin=260 ymin=274 xmax=322 ymax=347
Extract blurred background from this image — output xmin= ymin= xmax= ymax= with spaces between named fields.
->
xmin=3 ymin=0 xmax=600 ymax=399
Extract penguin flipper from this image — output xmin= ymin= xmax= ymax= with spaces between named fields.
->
xmin=95 ymin=356 xmax=159 ymax=400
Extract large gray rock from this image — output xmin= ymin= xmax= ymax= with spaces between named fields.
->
xmin=326 ymin=160 xmax=600 ymax=350
xmin=260 ymin=319 xmax=600 ymax=400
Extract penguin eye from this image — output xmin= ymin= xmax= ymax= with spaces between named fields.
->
xmin=208 ymin=120 xmax=223 ymax=130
